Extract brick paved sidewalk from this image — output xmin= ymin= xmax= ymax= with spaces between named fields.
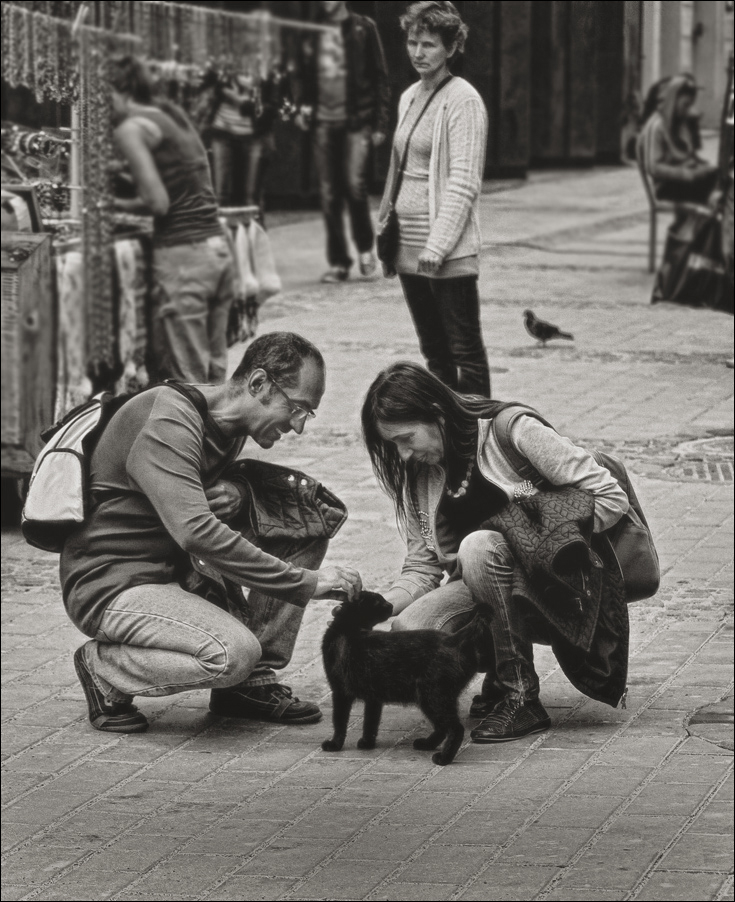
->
xmin=2 ymin=159 xmax=733 ymax=902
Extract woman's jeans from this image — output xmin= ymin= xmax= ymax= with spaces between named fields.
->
xmin=210 ymin=132 xmax=274 ymax=215
xmin=392 ymin=530 xmax=540 ymax=704
xmin=313 ymin=123 xmax=375 ymax=269
xmin=151 ymin=235 xmax=236 ymax=385
xmin=81 ymin=534 xmax=328 ymax=704
xmin=399 ymin=274 xmax=491 ymax=397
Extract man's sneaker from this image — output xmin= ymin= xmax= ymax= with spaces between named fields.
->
xmin=470 ymin=698 xmax=551 ymax=743
xmin=358 ymin=251 xmax=377 ymax=277
xmin=73 ymin=647 xmax=148 ymax=734
xmin=209 ymin=683 xmax=322 ymax=724
xmin=320 ymin=266 xmax=349 ymax=283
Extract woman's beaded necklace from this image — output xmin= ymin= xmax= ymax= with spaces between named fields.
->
xmin=445 ymin=459 xmax=475 ymax=499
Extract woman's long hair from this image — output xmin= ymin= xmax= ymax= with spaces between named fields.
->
xmin=108 ymin=55 xmax=191 ymax=130
xmin=361 ymin=362 xmax=505 ymax=522
xmin=657 ymin=75 xmax=698 ymax=162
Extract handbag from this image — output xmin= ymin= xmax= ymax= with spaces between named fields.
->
xmin=377 ymin=76 xmax=453 ymax=274
xmin=492 ymin=405 xmax=660 ymax=603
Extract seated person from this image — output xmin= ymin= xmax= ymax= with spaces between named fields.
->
xmin=641 ymin=75 xmax=718 ymax=205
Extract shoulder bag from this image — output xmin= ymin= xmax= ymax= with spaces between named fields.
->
xmin=377 ymin=76 xmax=452 ymax=275
xmin=492 ymin=405 xmax=660 ymax=603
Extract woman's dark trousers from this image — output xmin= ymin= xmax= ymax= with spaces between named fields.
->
xmin=400 ymin=273 xmax=491 ymax=397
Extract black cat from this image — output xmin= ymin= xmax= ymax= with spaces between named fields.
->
xmin=321 ymin=590 xmax=490 ymax=766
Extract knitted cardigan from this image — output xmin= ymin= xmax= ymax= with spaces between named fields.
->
xmin=379 ymin=77 xmax=488 ymax=262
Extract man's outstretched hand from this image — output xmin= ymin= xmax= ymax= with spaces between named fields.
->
xmin=313 ymin=566 xmax=363 ymax=601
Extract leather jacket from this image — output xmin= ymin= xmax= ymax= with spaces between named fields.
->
xmin=295 ymin=12 xmax=390 ymax=134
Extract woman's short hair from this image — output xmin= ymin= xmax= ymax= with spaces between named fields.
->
xmin=399 ymin=1 xmax=469 ymax=56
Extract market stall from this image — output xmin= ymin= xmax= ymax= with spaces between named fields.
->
xmin=1 ymin=0 xmax=319 ymax=479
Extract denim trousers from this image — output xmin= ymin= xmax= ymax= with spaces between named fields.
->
xmin=210 ymin=132 xmax=274 ymax=215
xmin=81 ymin=534 xmax=328 ymax=704
xmin=392 ymin=530 xmax=541 ymax=703
xmin=399 ymin=274 xmax=491 ymax=397
xmin=313 ymin=123 xmax=374 ymax=268
xmin=151 ymin=234 xmax=236 ymax=385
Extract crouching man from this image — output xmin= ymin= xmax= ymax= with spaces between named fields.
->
xmin=61 ymin=332 xmax=361 ymax=733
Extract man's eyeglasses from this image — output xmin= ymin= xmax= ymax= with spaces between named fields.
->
xmin=265 ymin=373 xmax=316 ymax=425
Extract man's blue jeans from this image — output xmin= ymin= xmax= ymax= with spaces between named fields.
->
xmin=151 ymin=235 xmax=236 ymax=385
xmin=81 ymin=534 xmax=328 ymax=704
xmin=392 ymin=530 xmax=541 ymax=704
xmin=313 ymin=123 xmax=374 ymax=269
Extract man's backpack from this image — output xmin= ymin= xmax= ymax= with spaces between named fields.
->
xmin=21 ymin=382 xmax=206 ymax=553
xmin=492 ymin=405 xmax=660 ymax=603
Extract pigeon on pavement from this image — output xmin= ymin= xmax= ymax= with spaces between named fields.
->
xmin=523 ymin=309 xmax=574 ymax=347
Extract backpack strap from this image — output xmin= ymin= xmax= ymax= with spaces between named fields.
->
xmin=86 ymin=382 xmax=210 ymax=509
xmin=491 ymin=404 xmax=556 ymax=488
xmin=160 ymin=380 xmax=209 ymax=424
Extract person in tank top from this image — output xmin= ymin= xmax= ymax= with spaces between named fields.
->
xmin=110 ymin=56 xmax=236 ymax=385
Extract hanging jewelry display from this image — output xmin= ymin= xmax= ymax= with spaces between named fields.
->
xmin=5 ymin=5 xmax=24 ymax=88
xmin=138 ymin=0 xmax=152 ymax=59
xmin=79 ymin=24 xmax=116 ymax=377
xmin=46 ymin=13 xmax=63 ymax=102
xmin=32 ymin=10 xmax=50 ymax=103
xmin=1 ymin=4 xmax=14 ymax=87
xmin=191 ymin=5 xmax=206 ymax=68
xmin=178 ymin=3 xmax=194 ymax=68
xmin=18 ymin=4 xmax=34 ymax=92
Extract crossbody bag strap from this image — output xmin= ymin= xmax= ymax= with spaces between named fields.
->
xmin=390 ymin=75 xmax=453 ymax=208
xmin=492 ymin=404 xmax=556 ymax=488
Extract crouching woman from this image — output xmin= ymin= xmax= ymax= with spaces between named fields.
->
xmin=361 ymin=362 xmax=632 ymax=743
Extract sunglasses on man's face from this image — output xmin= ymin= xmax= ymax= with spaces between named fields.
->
xmin=266 ymin=373 xmax=316 ymax=425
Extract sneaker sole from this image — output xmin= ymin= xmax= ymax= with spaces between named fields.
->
xmin=90 ymin=713 xmax=149 ymax=733
xmin=470 ymin=720 xmax=551 ymax=743
xmin=208 ymin=700 xmax=322 ymax=725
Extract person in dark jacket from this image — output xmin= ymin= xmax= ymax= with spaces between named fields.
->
xmin=295 ymin=0 xmax=390 ymax=282
xmin=361 ymin=363 xmax=631 ymax=743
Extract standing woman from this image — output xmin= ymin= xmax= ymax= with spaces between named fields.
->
xmin=378 ymin=1 xmax=491 ymax=397
xmin=110 ymin=56 xmax=236 ymax=385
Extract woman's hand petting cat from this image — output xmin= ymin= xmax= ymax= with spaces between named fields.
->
xmin=313 ymin=566 xmax=363 ymax=600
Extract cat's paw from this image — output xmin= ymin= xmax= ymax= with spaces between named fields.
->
xmin=357 ymin=737 xmax=376 ymax=750
xmin=413 ymin=736 xmax=440 ymax=751
xmin=321 ymin=738 xmax=344 ymax=752
xmin=432 ymin=751 xmax=455 ymax=766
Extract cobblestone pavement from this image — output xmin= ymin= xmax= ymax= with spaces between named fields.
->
xmin=2 ymin=155 xmax=733 ymax=902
